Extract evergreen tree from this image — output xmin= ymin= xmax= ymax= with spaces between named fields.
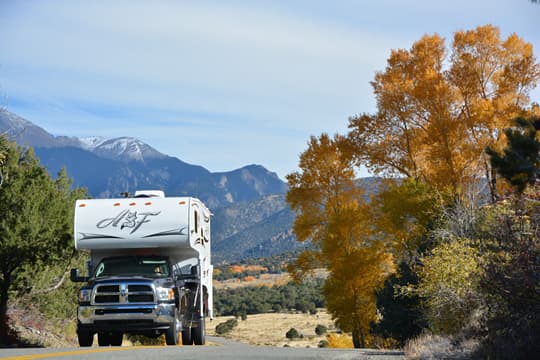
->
xmin=0 ymin=140 xmax=85 ymax=340
xmin=0 ymin=134 xmax=8 ymax=187
xmin=487 ymin=116 xmax=540 ymax=194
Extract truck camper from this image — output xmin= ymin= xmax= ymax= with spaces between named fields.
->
xmin=70 ymin=190 xmax=212 ymax=347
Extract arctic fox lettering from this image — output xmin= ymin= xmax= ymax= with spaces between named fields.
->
xmin=96 ymin=209 xmax=161 ymax=234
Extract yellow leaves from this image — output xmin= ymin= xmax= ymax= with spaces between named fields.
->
xmin=287 ymin=133 xmax=396 ymax=345
xmin=349 ymin=25 xmax=540 ymax=199
xmin=326 ymin=333 xmax=354 ymax=348
xmin=412 ymin=238 xmax=484 ymax=334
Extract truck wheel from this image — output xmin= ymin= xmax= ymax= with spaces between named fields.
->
xmin=192 ymin=318 xmax=205 ymax=345
xmin=109 ymin=332 xmax=123 ymax=346
xmin=78 ymin=330 xmax=93 ymax=347
xmin=182 ymin=327 xmax=193 ymax=345
xmin=98 ymin=332 xmax=110 ymax=346
xmin=165 ymin=315 xmax=179 ymax=345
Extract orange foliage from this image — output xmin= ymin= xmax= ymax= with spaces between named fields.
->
xmin=243 ymin=276 xmax=256 ymax=282
xmin=326 ymin=333 xmax=354 ymax=348
xmin=230 ymin=265 xmax=245 ymax=274
xmin=348 ymin=25 xmax=540 ymax=198
xmin=287 ymin=133 xmax=395 ymax=347
xmin=229 ymin=265 xmax=268 ymax=274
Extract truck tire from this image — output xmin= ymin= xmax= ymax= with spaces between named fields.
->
xmin=182 ymin=327 xmax=193 ymax=345
xmin=109 ymin=332 xmax=123 ymax=346
xmin=98 ymin=332 xmax=110 ymax=346
xmin=78 ymin=330 xmax=93 ymax=347
xmin=192 ymin=318 xmax=205 ymax=345
xmin=165 ymin=316 xmax=179 ymax=345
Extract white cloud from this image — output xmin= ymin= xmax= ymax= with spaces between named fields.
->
xmin=1 ymin=0 xmax=538 ymax=179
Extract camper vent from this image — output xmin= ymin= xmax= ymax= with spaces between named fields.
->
xmin=134 ymin=190 xmax=165 ymax=198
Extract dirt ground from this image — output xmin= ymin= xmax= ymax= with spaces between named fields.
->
xmin=207 ymin=311 xmax=337 ymax=348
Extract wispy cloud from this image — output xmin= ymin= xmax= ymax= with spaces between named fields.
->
xmin=0 ymin=0 xmax=538 ymax=177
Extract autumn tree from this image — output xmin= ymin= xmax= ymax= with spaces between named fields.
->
xmin=348 ymin=25 xmax=540 ymax=200
xmin=287 ymin=133 xmax=393 ymax=348
xmin=0 ymin=140 xmax=85 ymax=341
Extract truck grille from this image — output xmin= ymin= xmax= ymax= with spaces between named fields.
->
xmin=92 ymin=283 xmax=155 ymax=305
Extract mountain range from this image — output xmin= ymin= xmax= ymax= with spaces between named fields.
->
xmin=0 ymin=110 xmax=287 ymax=208
xmin=0 ymin=109 xmax=296 ymax=261
xmin=1 ymin=109 xmax=381 ymax=262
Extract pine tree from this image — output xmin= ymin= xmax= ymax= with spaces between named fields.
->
xmin=487 ymin=116 xmax=540 ymax=194
xmin=0 ymin=140 xmax=85 ymax=340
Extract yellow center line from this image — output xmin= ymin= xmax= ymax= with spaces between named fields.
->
xmin=1 ymin=346 xmax=167 ymax=360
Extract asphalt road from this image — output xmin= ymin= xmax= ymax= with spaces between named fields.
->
xmin=0 ymin=337 xmax=405 ymax=360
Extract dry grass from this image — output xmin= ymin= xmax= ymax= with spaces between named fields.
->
xmin=208 ymin=311 xmax=336 ymax=348
xmin=404 ymin=333 xmax=478 ymax=360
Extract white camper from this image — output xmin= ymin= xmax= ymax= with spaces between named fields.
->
xmin=71 ymin=191 xmax=212 ymax=347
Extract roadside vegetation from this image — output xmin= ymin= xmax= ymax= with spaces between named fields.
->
xmin=0 ymin=137 xmax=86 ymax=345
xmin=214 ymin=277 xmax=325 ymax=316
xmin=286 ymin=24 xmax=540 ymax=358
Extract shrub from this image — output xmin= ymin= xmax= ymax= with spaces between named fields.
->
xmin=413 ymin=238 xmax=483 ymax=334
xmin=476 ymin=198 xmax=540 ymax=358
xmin=404 ymin=333 xmax=478 ymax=360
xmin=285 ymin=327 xmax=302 ymax=340
xmin=318 ymin=340 xmax=329 ymax=348
xmin=127 ymin=334 xmax=165 ymax=346
xmin=326 ymin=333 xmax=353 ymax=348
xmin=315 ymin=324 xmax=327 ymax=336
xmin=215 ymin=318 xmax=238 ymax=335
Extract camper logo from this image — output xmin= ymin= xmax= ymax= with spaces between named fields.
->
xmin=96 ymin=210 xmax=161 ymax=234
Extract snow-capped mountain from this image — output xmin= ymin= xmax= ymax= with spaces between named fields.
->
xmin=0 ymin=109 xmax=165 ymax=163
xmin=78 ymin=136 xmax=166 ymax=162
xmin=0 ymin=109 xmax=287 ymax=207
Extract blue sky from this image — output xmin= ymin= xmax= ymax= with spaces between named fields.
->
xmin=1 ymin=0 xmax=539 ymax=179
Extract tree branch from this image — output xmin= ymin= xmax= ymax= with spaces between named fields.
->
xmin=29 ymin=269 xmax=71 ymax=296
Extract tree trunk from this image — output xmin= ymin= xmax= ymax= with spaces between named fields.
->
xmin=490 ymin=166 xmax=497 ymax=203
xmin=352 ymin=328 xmax=364 ymax=349
xmin=0 ymin=270 xmax=12 ymax=343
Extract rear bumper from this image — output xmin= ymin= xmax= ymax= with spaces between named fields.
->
xmin=77 ymin=303 xmax=176 ymax=333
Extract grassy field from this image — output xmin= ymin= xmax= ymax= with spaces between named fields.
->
xmin=207 ymin=310 xmax=338 ymax=348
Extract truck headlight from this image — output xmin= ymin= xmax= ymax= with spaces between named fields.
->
xmin=79 ymin=289 xmax=92 ymax=303
xmin=156 ymin=287 xmax=175 ymax=302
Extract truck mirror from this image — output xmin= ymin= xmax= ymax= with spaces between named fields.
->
xmin=85 ymin=260 xmax=93 ymax=277
xmin=70 ymin=268 xmax=90 ymax=283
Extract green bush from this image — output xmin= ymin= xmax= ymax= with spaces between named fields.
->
xmin=214 ymin=278 xmax=324 ymax=316
xmin=315 ymin=324 xmax=327 ymax=336
xmin=318 ymin=339 xmax=329 ymax=348
xmin=215 ymin=318 xmax=238 ymax=335
xmin=286 ymin=327 xmax=302 ymax=340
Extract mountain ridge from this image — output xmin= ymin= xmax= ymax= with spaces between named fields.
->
xmin=1 ymin=109 xmax=287 ymax=207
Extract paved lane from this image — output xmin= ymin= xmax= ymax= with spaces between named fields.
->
xmin=0 ymin=337 xmax=405 ymax=360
